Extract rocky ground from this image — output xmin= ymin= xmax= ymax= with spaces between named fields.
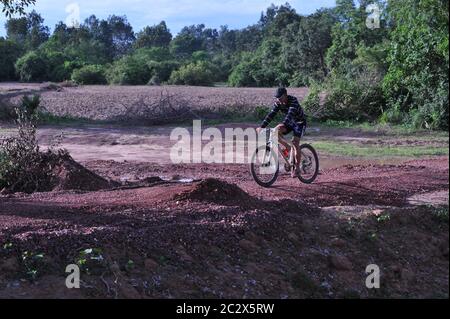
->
xmin=0 ymin=157 xmax=448 ymax=299
xmin=0 ymin=84 xmax=448 ymax=299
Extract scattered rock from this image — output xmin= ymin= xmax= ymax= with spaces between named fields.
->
xmin=291 ymin=271 xmax=319 ymax=294
xmin=239 ymin=239 xmax=259 ymax=252
xmin=329 ymin=255 xmax=353 ymax=271
xmin=119 ymin=281 xmax=142 ymax=299
xmin=331 ymin=238 xmax=346 ymax=248
xmin=176 ymin=246 xmax=194 ymax=263
xmin=439 ymin=241 xmax=449 ymax=258
xmin=1 ymin=257 xmax=19 ymax=273
xmin=287 ymin=233 xmax=300 ymax=243
xmin=400 ymin=268 xmax=415 ymax=283
xmin=144 ymin=259 xmax=159 ymax=272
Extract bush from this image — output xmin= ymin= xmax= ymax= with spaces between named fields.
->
xmin=228 ymin=58 xmax=257 ymax=87
xmin=106 ymin=55 xmax=150 ymax=85
xmin=0 ymin=96 xmax=43 ymax=192
xmin=302 ymin=84 xmax=322 ymax=120
xmin=322 ymin=77 xmax=384 ymax=122
xmin=168 ymin=61 xmax=215 ymax=86
xmin=147 ymin=60 xmax=180 ymax=83
xmin=382 ymin=0 xmax=449 ymax=130
xmin=15 ymin=50 xmax=72 ymax=83
xmin=71 ymin=65 xmax=107 ymax=85
xmin=0 ymin=38 xmax=21 ymax=81
xmin=148 ymin=75 xmax=161 ymax=86
xmin=228 ymin=45 xmax=289 ymax=88
xmin=43 ymin=51 xmax=71 ymax=82
xmin=15 ymin=51 xmax=47 ymax=82
xmin=0 ymin=95 xmax=72 ymax=193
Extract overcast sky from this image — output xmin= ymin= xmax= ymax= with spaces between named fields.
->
xmin=0 ymin=0 xmax=336 ymax=37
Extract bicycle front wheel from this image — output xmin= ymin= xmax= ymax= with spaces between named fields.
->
xmin=297 ymin=144 xmax=319 ymax=184
xmin=250 ymin=145 xmax=280 ymax=188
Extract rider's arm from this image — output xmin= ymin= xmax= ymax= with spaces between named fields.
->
xmin=261 ymin=103 xmax=280 ymax=128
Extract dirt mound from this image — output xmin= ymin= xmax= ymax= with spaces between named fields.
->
xmin=48 ymin=154 xmax=114 ymax=192
xmin=174 ymin=178 xmax=256 ymax=206
xmin=1 ymin=152 xmax=116 ymax=194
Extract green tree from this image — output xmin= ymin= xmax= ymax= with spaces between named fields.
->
xmin=5 ymin=10 xmax=49 ymax=50
xmin=71 ymin=65 xmax=107 ymax=84
xmin=281 ymin=9 xmax=336 ymax=85
xmin=1 ymin=0 xmax=35 ymax=17
xmin=0 ymin=37 xmax=21 ymax=80
xmin=383 ymin=0 xmax=449 ymax=129
xmin=169 ymin=61 xmax=215 ymax=86
xmin=326 ymin=0 xmax=388 ymax=72
xmin=147 ymin=60 xmax=180 ymax=83
xmin=15 ymin=50 xmax=46 ymax=82
xmin=228 ymin=38 xmax=289 ymax=87
xmin=170 ymin=24 xmax=218 ymax=59
xmin=135 ymin=21 xmax=172 ymax=48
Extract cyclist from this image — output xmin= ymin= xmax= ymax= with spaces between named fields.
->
xmin=256 ymin=87 xmax=307 ymax=178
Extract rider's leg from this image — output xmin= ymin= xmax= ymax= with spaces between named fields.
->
xmin=274 ymin=124 xmax=290 ymax=150
xmin=292 ymin=136 xmax=301 ymax=177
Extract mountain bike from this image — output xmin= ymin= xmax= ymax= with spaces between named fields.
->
xmin=250 ymin=127 xmax=319 ymax=187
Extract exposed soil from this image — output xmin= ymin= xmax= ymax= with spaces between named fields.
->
xmin=0 ymin=89 xmax=448 ymax=299
xmin=174 ymin=178 xmax=258 ymax=207
xmin=2 ymin=85 xmax=309 ymax=122
xmin=48 ymin=153 xmax=115 ymax=192
xmin=0 ymin=152 xmax=114 ymax=194
xmin=0 ymin=156 xmax=448 ymax=299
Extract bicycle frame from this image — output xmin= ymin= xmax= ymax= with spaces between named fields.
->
xmin=264 ymin=128 xmax=295 ymax=167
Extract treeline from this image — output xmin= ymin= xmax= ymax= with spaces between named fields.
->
xmin=0 ymin=0 xmax=448 ymax=129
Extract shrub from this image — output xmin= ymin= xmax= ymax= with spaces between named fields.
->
xmin=228 ymin=58 xmax=257 ymax=87
xmin=0 ymin=95 xmax=41 ymax=191
xmin=168 ymin=61 xmax=214 ymax=86
xmin=302 ymin=84 xmax=322 ymax=120
xmin=15 ymin=51 xmax=47 ymax=82
xmin=148 ymin=75 xmax=161 ymax=86
xmin=382 ymin=0 xmax=449 ymax=130
xmin=147 ymin=60 xmax=180 ymax=83
xmin=106 ymin=55 xmax=150 ymax=85
xmin=322 ymin=77 xmax=384 ymax=122
xmin=71 ymin=65 xmax=107 ymax=85
xmin=0 ymin=95 xmax=66 ymax=193
xmin=43 ymin=51 xmax=71 ymax=82
xmin=0 ymin=38 xmax=21 ymax=81
xmin=15 ymin=49 xmax=75 ymax=83
xmin=133 ymin=47 xmax=173 ymax=62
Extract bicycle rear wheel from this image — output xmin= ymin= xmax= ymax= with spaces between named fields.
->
xmin=297 ymin=144 xmax=319 ymax=184
xmin=250 ymin=145 xmax=279 ymax=188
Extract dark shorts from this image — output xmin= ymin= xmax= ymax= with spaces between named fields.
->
xmin=283 ymin=120 xmax=306 ymax=139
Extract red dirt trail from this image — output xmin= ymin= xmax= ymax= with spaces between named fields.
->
xmin=0 ymin=157 xmax=448 ymax=299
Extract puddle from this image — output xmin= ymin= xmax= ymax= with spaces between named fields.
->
xmin=160 ymin=176 xmax=195 ymax=184
xmin=321 ymin=205 xmax=390 ymax=216
xmin=319 ymin=157 xmax=407 ymax=170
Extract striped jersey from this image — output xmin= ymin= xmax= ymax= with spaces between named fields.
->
xmin=261 ymin=95 xmax=306 ymax=129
